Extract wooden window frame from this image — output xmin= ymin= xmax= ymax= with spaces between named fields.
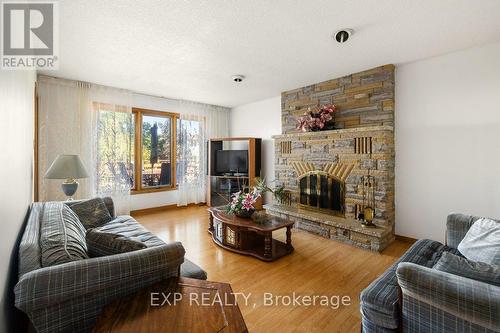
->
xmin=132 ymin=107 xmax=179 ymax=195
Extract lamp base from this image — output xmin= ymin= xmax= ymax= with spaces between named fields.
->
xmin=62 ymin=179 xmax=79 ymax=200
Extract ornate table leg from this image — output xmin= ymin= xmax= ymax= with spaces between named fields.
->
xmin=209 ymin=213 xmax=214 ymax=233
xmin=264 ymin=232 xmax=272 ymax=259
xmin=222 ymin=223 xmax=227 ymax=245
xmin=286 ymin=226 xmax=292 ymax=251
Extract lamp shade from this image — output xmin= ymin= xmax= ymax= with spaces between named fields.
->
xmin=44 ymin=154 xmax=89 ymax=179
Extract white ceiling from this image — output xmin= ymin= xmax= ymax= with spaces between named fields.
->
xmin=43 ymin=0 xmax=500 ymax=107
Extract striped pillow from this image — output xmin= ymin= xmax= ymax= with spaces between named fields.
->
xmin=40 ymin=203 xmax=89 ymax=267
xmin=86 ymin=229 xmax=147 ymax=257
xmin=67 ymin=197 xmax=113 ymax=229
xmin=433 ymin=252 xmax=500 ymax=287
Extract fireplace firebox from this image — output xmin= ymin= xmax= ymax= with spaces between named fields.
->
xmin=298 ymin=171 xmax=344 ymax=216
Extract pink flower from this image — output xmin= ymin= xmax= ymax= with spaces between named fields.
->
xmin=321 ymin=104 xmax=336 ymax=114
xmin=242 ymin=200 xmax=253 ymax=211
xmin=297 ymin=116 xmax=311 ymax=131
xmin=320 ymin=113 xmax=332 ymax=122
xmin=241 ymin=193 xmax=256 ymax=211
xmin=311 ymin=118 xmax=322 ymax=128
xmin=231 ymin=191 xmax=241 ymax=201
xmin=296 ymin=104 xmax=336 ymax=131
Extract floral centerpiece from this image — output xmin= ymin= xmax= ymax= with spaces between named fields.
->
xmin=296 ymin=104 xmax=337 ymax=132
xmin=228 ymin=188 xmax=260 ymax=218
xmin=226 ymin=178 xmax=285 ymax=218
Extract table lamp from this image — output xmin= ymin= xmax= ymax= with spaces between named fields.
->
xmin=44 ymin=154 xmax=89 ymax=200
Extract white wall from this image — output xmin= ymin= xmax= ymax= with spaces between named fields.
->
xmin=0 ymin=71 xmax=36 ymax=333
xmin=230 ymin=96 xmax=281 ymax=203
xmin=395 ymin=41 xmax=500 ymax=242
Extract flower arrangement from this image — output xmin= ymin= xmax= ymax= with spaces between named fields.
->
xmin=228 ymin=188 xmax=260 ymax=218
xmin=226 ymin=178 xmax=286 ymax=218
xmin=296 ymin=104 xmax=337 ymax=132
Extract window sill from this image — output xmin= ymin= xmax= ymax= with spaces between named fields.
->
xmin=131 ymin=186 xmax=178 ymax=195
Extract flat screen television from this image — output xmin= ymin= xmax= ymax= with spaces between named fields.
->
xmin=216 ymin=150 xmax=248 ymax=174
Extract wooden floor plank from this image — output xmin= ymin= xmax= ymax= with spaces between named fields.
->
xmin=134 ymin=206 xmax=411 ymax=333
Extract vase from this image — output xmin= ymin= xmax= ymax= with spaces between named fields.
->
xmin=309 ymin=121 xmax=335 ymax=132
xmin=235 ymin=209 xmax=255 ymax=218
xmin=323 ymin=122 xmax=335 ymax=131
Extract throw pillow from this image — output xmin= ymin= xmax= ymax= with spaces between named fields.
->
xmin=40 ymin=202 xmax=89 ymax=267
xmin=433 ymin=252 xmax=500 ymax=287
xmin=67 ymin=197 xmax=113 ymax=229
xmin=457 ymin=218 xmax=500 ymax=265
xmin=86 ymin=229 xmax=147 ymax=257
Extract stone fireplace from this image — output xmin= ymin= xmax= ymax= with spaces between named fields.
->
xmin=264 ymin=65 xmax=396 ymax=251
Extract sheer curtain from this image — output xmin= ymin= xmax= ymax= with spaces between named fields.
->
xmin=38 ymin=76 xmax=133 ymax=214
xmin=91 ymin=88 xmax=133 ymax=215
xmin=38 ymin=76 xmax=94 ymax=202
xmin=176 ymin=100 xmax=229 ymax=206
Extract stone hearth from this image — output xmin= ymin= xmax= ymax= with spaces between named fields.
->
xmin=264 ymin=204 xmax=393 ymax=251
xmin=268 ymin=65 xmax=396 ymax=252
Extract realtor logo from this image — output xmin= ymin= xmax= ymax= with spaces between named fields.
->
xmin=1 ymin=1 xmax=58 ymax=69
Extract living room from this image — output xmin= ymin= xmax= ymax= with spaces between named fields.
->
xmin=1 ymin=1 xmax=499 ymax=332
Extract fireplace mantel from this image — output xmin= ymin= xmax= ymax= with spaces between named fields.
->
xmin=272 ymin=125 xmax=393 ymax=140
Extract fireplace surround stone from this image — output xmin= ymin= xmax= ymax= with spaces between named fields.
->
xmin=267 ymin=126 xmax=395 ymax=251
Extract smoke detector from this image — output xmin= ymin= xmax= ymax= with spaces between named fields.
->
xmin=232 ymin=75 xmax=245 ymax=83
xmin=334 ymin=29 xmax=354 ymax=43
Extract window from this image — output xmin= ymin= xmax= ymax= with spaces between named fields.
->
xmin=133 ymin=108 xmax=178 ymax=193
xmin=95 ymin=103 xmax=135 ymax=193
xmin=96 ymin=106 xmax=181 ymax=194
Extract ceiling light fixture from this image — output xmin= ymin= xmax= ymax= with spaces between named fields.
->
xmin=334 ymin=29 xmax=354 ymax=43
xmin=232 ymin=75 xmax=245 ymax=83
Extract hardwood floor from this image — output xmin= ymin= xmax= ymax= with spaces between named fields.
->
xmin=134 ymin=206 xmax=412 ymax=333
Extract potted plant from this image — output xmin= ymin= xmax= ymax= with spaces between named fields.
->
xmin=226 ymin=178 xmax=286 ymax=218
xmin=296 ymin=104 xmax=337 ymax=132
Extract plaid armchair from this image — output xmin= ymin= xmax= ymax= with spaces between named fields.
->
xmin=397 ymin=263 xmax=500 ymax=332
xmin=361 ymin=213 xmax=500 ymax=333
xmin=14 ymin=200 xmax=188 ymax=333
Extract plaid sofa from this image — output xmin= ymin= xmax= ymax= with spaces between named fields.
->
xmin=14 ymin=198 xmax=207 ymax=333
xmin=360 ymin=213 xmax=500 ymax=332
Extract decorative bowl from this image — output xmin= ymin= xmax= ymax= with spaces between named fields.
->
xmin=235 ymin=209 xmax=255 ymax=218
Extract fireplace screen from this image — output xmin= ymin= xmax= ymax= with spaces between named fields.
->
xmin=299 ymin=172 xmax=344 ymax=215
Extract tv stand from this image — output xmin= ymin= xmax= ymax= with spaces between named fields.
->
xmin=233 ymin=172 xmax=248 ymax=177
xmin=208 ymin=137 xmax=261 ymax=207
xmin=220 ymin=172 xmax=248 ymax=177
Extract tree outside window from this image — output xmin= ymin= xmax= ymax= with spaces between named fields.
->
xmin=95 ymin=104 xmax=134 ymax=194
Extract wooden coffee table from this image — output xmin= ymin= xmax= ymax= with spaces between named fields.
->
xmin=93 ymin=277 xmax=248 ymax=333
xmin=208 ymin=207 xmax=294 ymax=261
